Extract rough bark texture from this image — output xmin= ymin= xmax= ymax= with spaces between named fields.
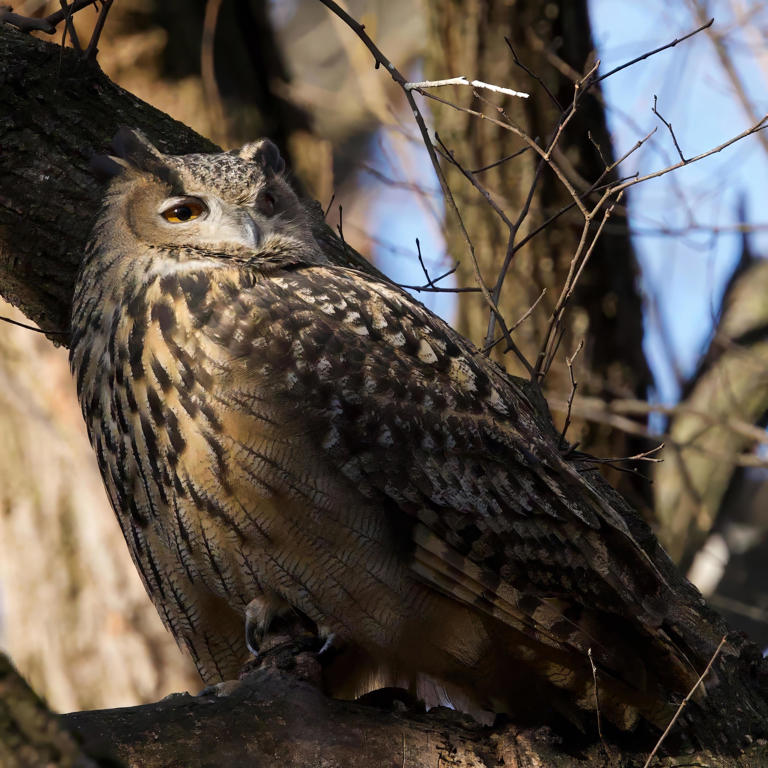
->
xmin=2 ymin=20 xmax=768 ymax=768
xmin=0 ymin=653 xmax=98 ymax=768
xmin=424 ymin=0 xmax=651 ymax=505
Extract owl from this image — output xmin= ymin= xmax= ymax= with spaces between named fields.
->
xmin=70 ymin=128 xmax=732 ymax=734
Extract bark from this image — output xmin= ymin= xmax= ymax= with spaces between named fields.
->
xmin=0 ymin=653 xmax=98 ymax=768
xmin=424 ymin=0 xmax=651 ymax=505
xmin=2 ymin=21 xmax=768 ymax=768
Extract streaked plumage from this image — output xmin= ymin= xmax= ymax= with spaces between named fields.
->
xmin=70 ymin=129 xmax=733 ymax=732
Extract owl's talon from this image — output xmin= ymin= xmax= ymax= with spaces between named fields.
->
xmin=244 ymin=593 xmax=299 ymax=657
xmin=245 ymin=620 xmax=261 ymax=657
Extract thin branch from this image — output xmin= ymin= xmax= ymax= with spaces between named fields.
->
xmin=688 ymin=1 xmax=768 ymax=157
xmin=58 ymin=0 xmax=82 ymax=52
xmin=83 ymin=0 xmax=113 ymax=60
xmin=469 ymin=146 xmax=530 ymax=174
xmin=608 ymin=114 xmax=768 ymax=197
xmin=652 ymin=95 xmax=687 ymax=163
xmin=505 ymin=37 xmax=563 ymax=111
xmin=323 ymin=193 xmax=336 ymax=220
xmin=642 ymin=635 xmax=728 ymax=768
xmin=560 ymin=340 xmax=584 ymax=447
xmin=404 ymin=76 xmax=529 ymax=100
xmin=587 ymin=648 xmax=606 ymax=751
xmin=509 ymin=288 xmax=546 ymax=333
xmin=485 ymin=152 xmax=546 ymax=348
xmin=536 ymin=199 xmax=618 ymax=380
xmin=544 ymin=59 xmax=601 ymax=162
xmin=594 ymin=17 xmax=714 ymax=85
xmin=418 ymin=88 xmax=589 ymax=218
xmin=435 ymin=133 xmax=513 ymax=228
xmin=0 ymin=315 xmax=68 ymax=336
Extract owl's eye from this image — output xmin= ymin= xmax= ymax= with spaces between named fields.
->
xmin=160 ymin=197 xmax=207 ymax=224
xmin=256 ymin=191 xmax=276 ymax=217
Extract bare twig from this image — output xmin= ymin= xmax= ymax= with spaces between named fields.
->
xmin=560 ymin=340 xmax=584 ymax=446
xmin=594 ymin=17 xmax=714 ymax=86
xmin=587 ymin=648 xmax=606 ymax=749
xmin=469 ymin=146 xmax=530 ymax=174
xmin=315 ymin=0 xmax=534 ymax=376
xmin=336 ymin=204 xmax=350 ymax=259
xmin=404 ymin=76 xmax=529 ymax=99
xmin=0 ymin=315 xmax=68 ymax=337
xmin=485 ymin=152 xmax=546 ymax=348
xmin=642 ymin=635 xmax=728 ymax=768
xmin=509 ymin=288 xmax=546 ymax=333
xmin=544 ymin=59 xmax=601 ymax=163
xmin=652 ymin=95 xmax=687 ymax=163
xmin=688 ymin=1 xmax=768 ymax=157
xmin=58 ymin=0 xmax=82 ymax=52
xmin=323 ymin=193 xmax=336 ymax=220
xmin=536 ymin=199 xmax=619 ymax=380
xmin=434 ymin=133 xmax=513 ymax=228
xmin=83 ymin=0 xmax=113 ymax=60
xmin=608 ymin=114 xmax=768 ymax=197
xmin=505 ymin=37 xmax=562 ymax=110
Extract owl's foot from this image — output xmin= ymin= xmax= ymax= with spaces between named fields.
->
xmin=240 ymin=596 xmax=323 ymax=687
xmin=244 ymin=593 xmax=297 ymax=657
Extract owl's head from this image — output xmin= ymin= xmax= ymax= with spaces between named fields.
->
xmin=90 ymin=128 xmax=320 ymax=265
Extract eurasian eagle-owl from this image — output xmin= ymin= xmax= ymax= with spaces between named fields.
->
xmin=69 ymin=128 xmax=730 ymax=732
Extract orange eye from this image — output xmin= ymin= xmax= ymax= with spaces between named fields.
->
xmin=160 ymin=197 xmax=207 ymax=223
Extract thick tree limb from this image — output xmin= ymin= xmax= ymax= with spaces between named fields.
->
xmin=0 ymin=653 xmax=98 ymax=768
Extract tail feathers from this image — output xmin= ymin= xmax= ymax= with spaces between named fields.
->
xmin=409 ymin=523 xmax=704 ymax=730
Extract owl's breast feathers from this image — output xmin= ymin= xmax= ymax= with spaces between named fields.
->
xmin=71 ymin=257 xmax=726 ymax=729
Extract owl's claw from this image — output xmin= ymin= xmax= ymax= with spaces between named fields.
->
xmin=245 ymin=619 xmax=261 ymax=657
xmin=317 ymin=632 xmax=337 ymax=657
xmin=316 ymin=631 xmax=346 ymax=664
xmin=244 ymin=593 xmax=300 ymax=657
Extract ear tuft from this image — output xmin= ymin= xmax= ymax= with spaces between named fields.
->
xmin=90 ymin=153 xmax=130 ymax=182
xmin=239 ymin=139 xmax=285 ymax=176
xmin=109 ymin=127 xmax=166 ymax=171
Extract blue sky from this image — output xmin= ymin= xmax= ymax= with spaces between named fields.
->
xmin=365 ymin=1 xmax=768 ymax=406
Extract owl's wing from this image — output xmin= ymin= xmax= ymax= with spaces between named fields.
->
xmin=235 ymin=263 xmax=724 ymax=707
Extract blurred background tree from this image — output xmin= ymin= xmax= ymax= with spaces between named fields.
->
xmin=1 ymin=0 xmax=767 ymax=713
